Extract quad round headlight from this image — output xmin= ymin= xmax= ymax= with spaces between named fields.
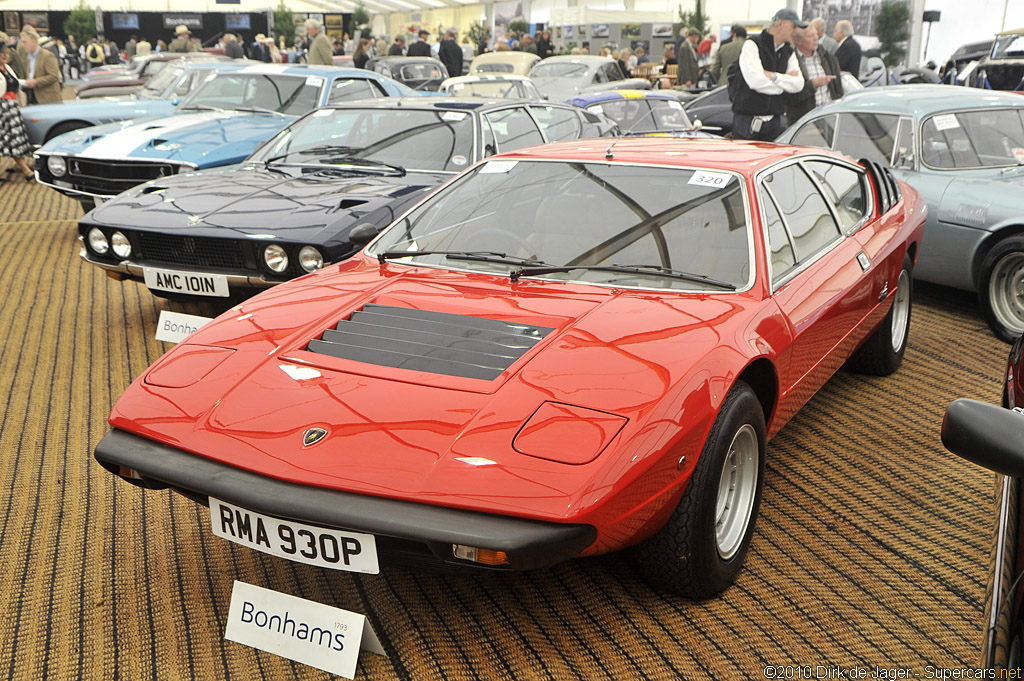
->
xmin=87 ymin=227 xmax=109 ymax=255
xmin=263 ymin=244 xmax=289 ymax=273
xmin=110 ymin=231 xmax=131 ymax=259
xmin=47 ymin=155 xmax=66 ymax=178
xmin=298 ymin=246 xmax=324 ymax=273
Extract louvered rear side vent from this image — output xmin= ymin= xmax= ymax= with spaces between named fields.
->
xmin=307 ymin=304 xmax=554 ymax=380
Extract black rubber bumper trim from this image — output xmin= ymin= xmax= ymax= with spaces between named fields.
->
xmin=95 ymin=429 xmax=597 ymax=571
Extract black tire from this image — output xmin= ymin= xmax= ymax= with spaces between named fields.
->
xmin=847 ymin=254 xmax=913 ymax=375
xmin=979 ymin=236 xmax=1024 ymax=343
xmin=45 ymin=121 xmax=91 ymax=143
xmin=633 ymin=380 xmax=766 ymax=600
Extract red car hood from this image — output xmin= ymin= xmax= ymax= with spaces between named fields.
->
xmin=111 ymin=258 xmax=761 ymax=521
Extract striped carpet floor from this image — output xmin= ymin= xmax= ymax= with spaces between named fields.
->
xmin=0 ymin=179 xmax=1001 ymax=680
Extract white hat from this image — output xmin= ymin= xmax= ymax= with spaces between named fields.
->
xmin=175 ymin=25 xmax=190 ymax=36
xmin=255 ymin=33 xmax=267 ymax=42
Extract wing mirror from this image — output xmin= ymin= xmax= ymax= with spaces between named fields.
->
xmin=348 ymin=222 xmax=382 ymax=248
xmin=170 ymin=98 xmax=182 ymax=106
xmin=942 ymin=399 xmax=1024 ymax=477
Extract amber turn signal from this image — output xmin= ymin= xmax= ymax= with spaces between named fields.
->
xmin=452 ymin=544 xmax=510 ymax=566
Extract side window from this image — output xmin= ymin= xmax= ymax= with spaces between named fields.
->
xmin=175 ymin=73 xmax=195 ymax=97
xmin=804 ymin=161 xmax=869 ymax=231
xmin=893 ymin=116 xmax=915 ymax=169
xmin=604 ymin=64 xmax=623 ymax=82
xmin=530 ymin=105 xmax=581 ymax=142
xmin=760 ymin=188 xmax=796 ymax=281
xmin=327 ymin=79 xmax=383 ymax=105
xmin=791 ymin=115 xmax=836 ymax=149
xmin=834 ymin=113 xmax=900 ymax=165
xmin=766 ymin=164 xmax=842 ymax=261
xmin=593 ymin=66 xmax=609 ymax=84
xmin=483 ymin=107 xmax=544 ymax=152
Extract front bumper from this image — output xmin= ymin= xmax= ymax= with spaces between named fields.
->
xmin=95 ymin=429 xmax=598 ymax=572
xmin=80 ymin=246 xmax=279 ymax=291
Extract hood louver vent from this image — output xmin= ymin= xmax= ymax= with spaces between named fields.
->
xmin=307 ymin=304 xmax=554 ymax=380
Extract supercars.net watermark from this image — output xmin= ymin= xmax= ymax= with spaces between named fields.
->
xmin=762 ymin=665 xmax=1024 ymax=679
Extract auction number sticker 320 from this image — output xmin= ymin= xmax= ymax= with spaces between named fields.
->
xmin=210 ymin=498 xmax=380 ymax=574
xmin=688 ymin=170 xmax=732 ymax=189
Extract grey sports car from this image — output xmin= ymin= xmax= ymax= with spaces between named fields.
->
xmin=777 ymin=85 xmax=1024 ymax=341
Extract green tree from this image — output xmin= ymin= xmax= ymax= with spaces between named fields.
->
xmin=467 ymin=20 xmax=490 ymax=52
xmin=876 ymin=0 xmax=910 ymax=67
xmin=350 ymin=3 xmax=370 ymax=34
xmin=509 ymin=20 xmax=530 ymax=37
xmin=674 ymin=0 xmax=710 ymax=38
xmin=63 ymin=2 xmax=97 ymax=44
xmin=272 ymin=0 xmax=295 ymax=45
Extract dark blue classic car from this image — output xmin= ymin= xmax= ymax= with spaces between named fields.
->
xmin=36 ymin=64 xmax=416 ymax=210
xmin=77 ymin=97 xmax=618 ymax=300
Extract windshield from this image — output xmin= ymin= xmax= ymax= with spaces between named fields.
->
xmin=475 ymin=63 xmax=514 ymax=73
xmin=181 ymin=73 xmax=322 ymax=115
xmin=921 ymin=109 xmax=1024 ymax=169
xmin=369 ymin=159 xmax=752 ymax=291
xmin=141 ymin=65 xmax=184 ymax=97
xmin=253 ymin=107 xmax=475 ymax=172
xmin=530 ymin=62 xmax=589 ymax=79
xmin=591 ymin=99 xmax=692 ymax=132
xmin=444 ymin=80 xmax=534 ymax=99
xmin=993 ymin=35 xmax=1024 ymax=59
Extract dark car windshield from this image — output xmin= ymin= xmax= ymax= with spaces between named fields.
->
xmin=530 ymin=62 xmax=589 ymax=78
xmin=181 ymin=73 xmax=321 ymax=115
xmin=922 ymin=108 xmax=1024 ymax=169
xmin=253 ymin=107 xmax=475 ymax=172
xmin=369 ymin=159 xmax=752 ymax=291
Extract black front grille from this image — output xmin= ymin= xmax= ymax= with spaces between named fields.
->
xmin=137 ymin=232 xmax=249 ymax=270
xmin=65 ymin=157 xmax=180 ymax=195
xmin=307 ymin=304 xmax=554 ymax=380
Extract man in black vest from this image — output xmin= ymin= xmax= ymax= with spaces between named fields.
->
xmin=730 ymin=8 xmax=805 ymax=141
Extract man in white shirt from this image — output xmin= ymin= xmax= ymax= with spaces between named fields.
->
xmin=729 ymin=8 xmax=805 ymax=141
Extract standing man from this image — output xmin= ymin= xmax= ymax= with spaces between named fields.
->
xmin=730 ymin=8 xmax=805 ymax=141
xmin=811 ymin=18 xmax=838 ymax=54
xmin=223 ymin=33 xmax=244 ymax=59
xmin=168 ymin=25 xmax=197 ymax=53
xmin=85 ymin=37 xmax=104 ymax=71
xmin=521 ymin=34 xmax=537 ymax=55
xmin=833 ymin=20 xmax=862 ymax=77
xmin=407 ymin=30 xmax=431 ymax=57
xmin=125 ymin=35 xmax=137 ymax=59
xmin=135 ymin=37 xmax=152 ymax=56
xmin=676 ymin=29 xmax=700 ymax=87
xmin=785 ymin=24 xmax=843 ymax=125
xmin=304 ymin=18 xmax=333 ymax=65
xmin=536 ymin=30 xmax=554 ymax=58
xmin=251 ymin=34 xmax=271 ymax=62
xmin=438 ymin=30 xmax=462 ymax=78
xmin=21 ymin=31 xmax=61 ymax=105
xmin=388 ymin=35 xmax=405 ymax=56
xmin=711 ymin=25 xmax=745 ymax=84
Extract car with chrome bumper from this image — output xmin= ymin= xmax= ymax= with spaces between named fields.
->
xmin=94 ymin=138 xmax=924 ymax=597
xmin=35 ymin=64 xmax=416 ymax=210
xmin=78 ymin=97 xmax=617 ymax=300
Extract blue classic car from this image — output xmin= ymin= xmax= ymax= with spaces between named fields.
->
xmin=35 ymin=64 xmax=416 ymax=210
xmin=776 ymin=85 xmax=1024 ymax=341
xmin=76 ymin=97 xmax=618 ymax=300
xmin=22 ymin=59 xmax=250 ymax=146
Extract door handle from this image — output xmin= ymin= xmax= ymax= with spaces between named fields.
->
xmin=879 ymin=279 xmax=889 ymax=303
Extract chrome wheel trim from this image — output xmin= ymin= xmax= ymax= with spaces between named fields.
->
xmin=715 ymin=423 xmax=759 ymax=560
xmin=890 ymin=268 xmax=911 ymax=352
xmin=990 ymin=252 xmax=1024 ymax=336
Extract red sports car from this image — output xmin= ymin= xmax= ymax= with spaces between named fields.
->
xmin=95 ymin=139 xmax=926 ymax=599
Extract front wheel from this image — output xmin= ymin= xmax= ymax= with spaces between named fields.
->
xmin=633 ymin=380 xmax=766 ymax=600
xmin=846 ymin=254 xmax=913 ymax=375
xmin=980 ymin=236 xmax=1024 ymax=343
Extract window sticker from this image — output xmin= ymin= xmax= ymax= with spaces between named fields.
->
xmin=442 ymin=111 xmax=467 ymax=122
xmin=688 ymin=170 xmax=731 ymax=188
xmin=305 ymin=76 xmax=325 ymax=87
xmin=451 ymin=155 xmax=468 ymax=166
xmin=932 ymin=114 xmax=959 ymax=131
xmin=479 ymin=160 xmax=518 ymax=174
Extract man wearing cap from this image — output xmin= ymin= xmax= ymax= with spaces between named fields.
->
xmin=729 ymin=9 xmax=805 ymax=141
xmin=304 ymin=18 xmax=332 ymax=65
xmin=407 ymin=30 xmax=431 ymax=57
xmin=21 ymin=31 xmax=61 ymax=104
xmin=169 ymin=25 xmax=198 ymax=53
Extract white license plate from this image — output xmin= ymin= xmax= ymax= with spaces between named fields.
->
xmin=210 ymin=498 xmax=380 ymax=574
xmin=143 ymin=266 xmax=230 ymax=297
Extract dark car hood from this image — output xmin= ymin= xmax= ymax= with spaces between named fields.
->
xmin=89 ymin=165 xmax=451 ymax=246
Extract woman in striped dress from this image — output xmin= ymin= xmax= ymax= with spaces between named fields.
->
xmin=0 ymin=44 xmax=32 ymax=181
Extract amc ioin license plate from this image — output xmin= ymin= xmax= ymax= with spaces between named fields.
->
xmin=209 ymin=498 xmax=380 ymax=574
xmin=143 ymin=267 xmax=230 ymax=297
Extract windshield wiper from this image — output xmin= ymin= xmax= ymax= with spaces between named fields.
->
xmin=232 ymin=105 xmax=287 ymax=116
xmin=509 ymin=263 xmax=737 ymax=289
xmin=377 ymin=250 xmax=545 ymax=266
xmin=180 ymin=103 xmax=226 ymax=113
xmin=318 ymin=156 xmax=406 ymax=176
